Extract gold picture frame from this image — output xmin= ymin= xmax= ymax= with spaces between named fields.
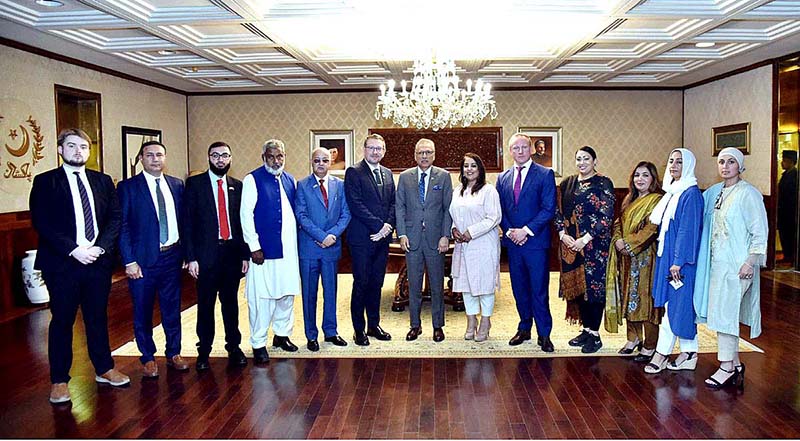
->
xmin=712 ymin=122 xmax=750 ymax=156
xmin=518 ymin=126 xmax=563 ymax=177
xmin=309 ymin=129 xmax=354 ymax=177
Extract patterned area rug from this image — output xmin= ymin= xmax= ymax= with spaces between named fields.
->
xmin=112 ymin=273 xmax=761 ymax=359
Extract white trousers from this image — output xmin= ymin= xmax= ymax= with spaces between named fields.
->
xmin=717 ymin=332 xmax=739 ymax=361
xmin=655 ymin=302 xmax=698 ymax=355
xmin=247 ymin=295 xmax=294 ymax=349
xmin=463 ymin=292 xmax=495 ymax=316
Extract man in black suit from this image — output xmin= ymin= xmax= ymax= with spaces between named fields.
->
xmin=779 ymin=150 xmax=798 ymax=264
xmin=183 ymin=142 xmax=250 ymax=371
xmin=344 ymin=133 xmax=396 ymax=346
xmin=30 ymin=128 xmax=130 ymax=405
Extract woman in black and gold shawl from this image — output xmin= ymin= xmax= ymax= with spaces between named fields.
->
xmin=556 ymin=146 xmax=615 ymax=354
xmin=605 ymin=161 xmax=664 ymax=362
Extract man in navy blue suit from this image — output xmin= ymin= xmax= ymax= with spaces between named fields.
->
xmin=496 ymin=133 xmax=557 ymax=352
xmin=118 ymin=140 xmax=188 ymax=377
xmin=295 ymin=147 xmax=351 ymax=351
xmin=345 ymin=133 xmax=396 ymax=346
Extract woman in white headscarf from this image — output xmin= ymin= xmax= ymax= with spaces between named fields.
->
xmin=644 ymin=148 xmax=704 ymax=374
xmin=694 ymin=147 xmax=767 ymax=390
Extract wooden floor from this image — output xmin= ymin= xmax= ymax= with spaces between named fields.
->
xmin=1 ymin=274 xmax=800 ymax=439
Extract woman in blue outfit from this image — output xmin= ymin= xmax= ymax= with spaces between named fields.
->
xmin=644 ymin=148 xmax=704 ymax=374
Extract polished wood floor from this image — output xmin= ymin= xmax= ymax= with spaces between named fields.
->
xmin=1 ymin=273 xmax=800 ymax=439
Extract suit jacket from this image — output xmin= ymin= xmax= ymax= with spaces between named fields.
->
xmin=395 ymin=166 xmax=453 ymax=251
xmin=183 ymin=172 xmax=249 ymax=269
xmin=497 ymin=161 xmax=557 ymax=250
xmin=295 ymin=174 xmax=351 ymax=260
xmin=118 ymin=172 xmax=184 ymax=267
xmin=30 ymin=167 xmax=121 ymax=272
xmin=344 ymin=159 xmax=396 ymax=247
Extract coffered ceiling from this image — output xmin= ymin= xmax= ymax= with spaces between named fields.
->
xmin=1 ymin=0 xmax=799 ymax=93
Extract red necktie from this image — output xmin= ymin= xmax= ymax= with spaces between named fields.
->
xmin=319 ymin=179 xmax=329 ymax=209
xmin=217 ymin=179 xmax=230 ymax=239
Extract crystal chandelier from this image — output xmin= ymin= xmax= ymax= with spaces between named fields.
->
xmin=374 ymin=59 xmax=498 ymax=131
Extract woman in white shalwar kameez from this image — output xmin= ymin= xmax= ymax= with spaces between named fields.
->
xmin=449 ymin=153 xmax=502 ymax=342
xmin=694 ymin=147 xmax=767 ymax=390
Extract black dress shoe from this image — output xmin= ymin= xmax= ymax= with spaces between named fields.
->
xmin=253 ymin=347 xmax=270 ymax=364
xmin=273 ymin=336 xmax=299 ymax=352
xmin=406 ymin=327 xmax=422 ymax=341
xmin=324 ymin=335 xmax=348 ymax=346
xmin=228 ymin=348 xmax=248 ymax=367
xmin=633 ymin=352 xmax=653 ymax=363
xmin=433 ymin=328 xmax=445 ymax=342
xmin=354 ymin=332 xmax=370 ymax=346
xmin=366 ymin=325 xmax=392 ymax=341
xmin=568 ymin=330 xmax=591 ymax=347
xmin=509 ymin=330 xmax=532 ymax=346
xmin=307 ymin=339 xmax=319 ymax=352
xmin=195 ymin=356 xmax=210 ymax=372
xmin=581 ymin=335 xmax=603 ymax=353
xmin=539 ymin=336 xmax=555 ymax=353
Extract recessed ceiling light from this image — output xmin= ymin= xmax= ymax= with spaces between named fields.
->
xmin=158 ymin=50 xmax=175 ymax=56
xmin=35 ymin=0 xmax=63 ymax=7
xmin=695 ymin=42 xmax=715 ymax=48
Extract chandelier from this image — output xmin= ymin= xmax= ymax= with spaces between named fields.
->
xmin=374 ymin=59 xmax=498 ymax=131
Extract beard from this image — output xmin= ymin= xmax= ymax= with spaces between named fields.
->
xmin=62 ymin=156 xmax=87 ymax=167
xmin=209 ymin=161 xmax=230 ymax=176
xmin=267 ymin=164 xmax=284 ymax=176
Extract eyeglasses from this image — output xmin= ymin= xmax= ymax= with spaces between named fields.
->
xmin=416 ymin=150 xmax=434 ymax=156
xmin=210 ymin=153 xmax=231 ymax=160
xmin=313 ymin=158 xmax=330 ymax=164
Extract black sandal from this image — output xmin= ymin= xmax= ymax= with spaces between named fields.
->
xmin=704 ymin=367 xmax=738 ymax=390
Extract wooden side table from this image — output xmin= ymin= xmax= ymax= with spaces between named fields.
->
xmin=389 ymin=243 xmax=464 ymax=312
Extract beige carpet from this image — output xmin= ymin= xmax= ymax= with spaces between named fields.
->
xmin=112 ymin=273 xmax=761 ymax=359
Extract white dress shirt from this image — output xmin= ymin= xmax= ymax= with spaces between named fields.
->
xmin=509 ymin=159 xmax=535 ymax=237
xmin=62 ymin=163 xmax=98 ymax=248
xmin=417 ymin=166 xmax=432 ymax=200
xmin=209 ymin=170 xmax=233 ymax=240
xmin=142 ymin=171 xmax=179 ymax=246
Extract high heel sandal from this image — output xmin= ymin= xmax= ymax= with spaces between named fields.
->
xmin=474 ymin=317 xmax=491 ymax=342
xmin=666 ymin=352 xmax=697 ymax=371
xmin=644 ymin=353 xmax=668 ymax=374
xmin=464 ymin=316 xmax=477 ymax=341
xmin=704 ymin=367 xmax=739 ymax=390
xmin=736 ymin=363 xmax=746 ymax=391
xmin=618 ymin=339 xmax=643 ymax=355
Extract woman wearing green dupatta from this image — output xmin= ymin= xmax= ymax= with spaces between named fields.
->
xmin=605 ymin=162 xmax=664 ymax=363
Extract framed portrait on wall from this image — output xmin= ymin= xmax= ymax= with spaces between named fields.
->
xmin=121 ymin=126 xmax=162 ymax=179
xmin=309 ymin=129 xmax=354 ymax=176
xmin=518 ymin=126 xmax=563 ymax=177
xmin=712 ymin=122 xmax=750 ymax=156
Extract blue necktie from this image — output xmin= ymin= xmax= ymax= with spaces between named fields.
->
xmin=155 ymin=178 xmax=168 ymax=244
xmin=419 ymin=171 xmax=427 ymax=205
xmin=73 ymin=172 xmax=95 ymax=241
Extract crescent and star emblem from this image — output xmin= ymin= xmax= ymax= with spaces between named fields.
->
xmin=5 ymin=125 xmax=30 ymax=157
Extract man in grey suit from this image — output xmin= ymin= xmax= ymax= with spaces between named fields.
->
xmin=396 ymin=138 xmax=453 ymax=342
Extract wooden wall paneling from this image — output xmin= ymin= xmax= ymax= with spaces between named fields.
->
xmin=0 ymin=211 xmax=38 ymax=312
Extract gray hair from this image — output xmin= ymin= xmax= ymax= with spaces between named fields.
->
xmin=415 ymin=138 xmax=435 ymax=150
xmin=311 ymin=147 xmax=331 ymax=158
xmin=262 ymin=139 xmax=285 ymax=154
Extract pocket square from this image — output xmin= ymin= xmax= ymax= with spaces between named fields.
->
xmin=228 ymin=187 xmax=235 ymax=191
xmin=433 ymin=185 xmax=442 ymax=190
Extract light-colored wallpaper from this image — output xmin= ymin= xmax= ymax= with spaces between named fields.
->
xmin=684 ymin=65 xmax=773 ymax=194
xmin=0 ymin=44 xmax=187 ymax=213
xmin=188 ymin=89 xmax=683 ymax=188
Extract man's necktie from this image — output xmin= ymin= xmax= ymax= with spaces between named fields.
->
xmin=319 ymin=178 xmax=328 ymax=209
xmin=373 ymin=168 xmax=382 ymax=185
xmin=73 ymin=171 xmax=95 ymax=241
xmin=217 ymin=179 xmax=230 ymax=239
xmin=419 ymin=171 xmax=427 ymax=205
xmin=155 ymin=178 xmax=168 ymax=244
xmin=513 ymin=166 xmax=524 ymax=205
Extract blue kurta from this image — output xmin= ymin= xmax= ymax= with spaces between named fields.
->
xmin=651 ymin=186 xmax=703 ymax=339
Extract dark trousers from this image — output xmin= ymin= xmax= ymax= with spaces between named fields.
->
xmin=508 ymin=248 xmax=552 ymax=336
xmin=780 ymin=224 xmax=796 ymax=262
xmin=406 ymin=246 xmax=445 ymax=328
xmin=579 ymin=298 xmax=605 ymax=332
xmin=300 ymin=258 xmax=339 ymax=340
xmin=195 ymin=241 xmax=243 ymax=356
xmin=349 ymin=242 xmax=389 ymax=333
xmin=43 ymin=262 xmax=114 ymax=384
xmin=128 ymin=246 xmax=183 ymax=364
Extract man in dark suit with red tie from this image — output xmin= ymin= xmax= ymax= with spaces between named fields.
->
xmin=30 ymin=128 xmax=130 ymax=405
xmin=183 ymin=142 xmax=250 ymax=371
xmin=345 ymin=133 xmax=396 ymax=346
xmin=118 ymin=140 xmax=187 ymax=377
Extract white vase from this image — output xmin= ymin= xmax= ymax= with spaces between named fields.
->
xmin=21 ymin=250 xmax=49 ymax=304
